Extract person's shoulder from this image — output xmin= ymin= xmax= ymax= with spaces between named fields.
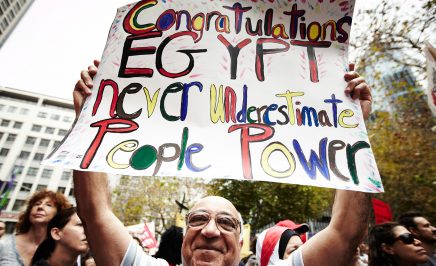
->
xmin=121 ymin=240 xmax=169 ymax=266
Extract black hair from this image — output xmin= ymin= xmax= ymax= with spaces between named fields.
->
xmin=154 ymin=225 xmax=183 ymax=264
xmin=31 ymin=207 xmax=77 ymax=265
xmin=368 ymin=222 xmax=400 ymax=266
xmin=278 ymin=229 xmax=298 ymax=259
xmin=398 ymin=212 xmax=422 ymax=230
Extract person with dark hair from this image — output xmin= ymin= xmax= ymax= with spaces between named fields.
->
xmin=81 ymin=251 xmax=96 ymax=266
xmin=154 ymin=226 xmax=184 ymax=266
xmin=31 ymin=207 xmax=89 ymax=266
xmin=256 ymin=220 xmax=309 ymax=266
xmin=398 ymin=212 xmax=436 ymax=266
xmin=0 ymin=190 xmax=71 ymax=266
xmin=368 ymin=222 xmax=428 ymax=266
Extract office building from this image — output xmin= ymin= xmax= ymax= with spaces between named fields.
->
xmin=0 ymin=0 xmax=34 ymax=47
xmin=0 ymin=86 xmax=75 ymax=228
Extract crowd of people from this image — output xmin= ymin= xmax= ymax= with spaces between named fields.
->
xmin=0 ymin=63 xmax=434 ymax=266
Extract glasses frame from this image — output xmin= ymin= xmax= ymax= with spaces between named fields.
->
xmin=394 ymin=233 xmax=415 ymax=245
xmin=185 ymin=210 xmax=241 ymax=234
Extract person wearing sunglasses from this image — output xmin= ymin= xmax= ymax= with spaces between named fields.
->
xmin=368 ymin=222 xmax=428 ymax=266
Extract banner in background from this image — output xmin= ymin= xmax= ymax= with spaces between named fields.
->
xmin=44 ymin=0 xmax=382 ymax=192
xmin=372 ymin=198 xmax=393 ymax=224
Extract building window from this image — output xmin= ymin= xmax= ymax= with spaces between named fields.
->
xmin=33 ymin=153 xmax=44 ymax=161
xmin=13 ymin=200 xmax=25 ymax=211
xmin=6 ymin=133 xmax=16 ymax=142
xmin=1 ymin=119 xmax=10 ymax=127
xmin=45 ymin=127 xmax=55 ymax=134
xmin=69 ymin=188 xmax=75 ymax=196
xmin=36 ymin=185 xmax=47 ymax=191
xmin=58 ymin=187 xmax=66 ymax=194
xmin=53 ymin=141 xmax=61 ymax=149
xmin=31 ymin=124 xmax=42 ymax=132
xmin=27 ymin=167 xmax=38 ymax=176
xmin=25 ymin=136 xmax=36 ymax=145
xmin=13 ymin=121 xmax=22 ymax=129
xmin=19 ymin=108 xmax=29 ymax=115
xmin=13 ymin=165 xmax=24 ymax=174
xmin=7 ymin=106 xmax=17 ymax=113
xmin=20 ymin=183 xmax=33 ymax=192
xmin=41 ymin=169 xmax=53 ymax=178
xmin=0 ymin=148 xmax=9 ymax=156
xmin=0 ymin=104 xmax=4 ymax=111
xmin=50 ymin=114 xmax=60 ymax=121
xmin=58 ymin=129 xmax=68 ymax=136
xmin=39 ymin=139 xmax=50 ymax=147
xmin=61 ymin=171 xmax=71 ymax=180
xmin=18 ymin=151 xmax=30 ymax=159
xmin=37 ymin=112 xmax=47 ymax=118
xmin=62 ymin=116 xmax=73 ymax=123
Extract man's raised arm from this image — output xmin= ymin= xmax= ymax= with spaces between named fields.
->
xmin=72 ymin=60 xmax=132 ymax=266
xmin=298 ymin=64 xmax=372 ymax=266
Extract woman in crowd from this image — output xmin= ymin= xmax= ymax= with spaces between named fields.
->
xmin=368 ymin=222 xmax=428 ymax=266
xmin=31 ymin=207 xmax=89 ymax=266
xmin=256 ymin=220 xmax=309 ymax=266
xmin=0 ymin=190 xmax=71 ymax=266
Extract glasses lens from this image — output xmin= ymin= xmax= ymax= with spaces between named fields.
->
xmin=188 ymin=212 xmax=210 ymax=228
xmin=216 ymin=215 xmax=238 ymax=232
xmin=398 ymin=233 xmax=414 ymax=245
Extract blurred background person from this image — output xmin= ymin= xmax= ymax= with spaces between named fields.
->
xmin=0 ymin=190 xmax=71 ymax=266
xmin=31 ymin=207 xmax=89 ymax=266
xmin=256 ymin=220 xmax=309 ymax=266
xmin=399 ymin=212 xmax=436 ymax=265
xmin=154 ymin=225 xmax=183 ymax=266
xmin=368 ymin=222 xmax=428 ymax=266
xmin=80 ymin=251 xmax=96 ymax=266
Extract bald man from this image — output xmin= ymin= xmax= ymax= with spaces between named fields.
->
xmin=73 ymin=61 xmax=372 ymax=266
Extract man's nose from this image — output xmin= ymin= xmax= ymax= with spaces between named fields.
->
xmin=201 ymin=218 xmax=221 ymax=238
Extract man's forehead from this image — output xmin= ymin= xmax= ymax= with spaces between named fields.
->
xmin=415 ymin=217 xmax=430 ymax=226
xmin=191 ymin=196 xmax=238 ymax=215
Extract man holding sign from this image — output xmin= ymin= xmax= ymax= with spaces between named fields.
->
xmin=72 ymin=61 xmax=372 ymax=266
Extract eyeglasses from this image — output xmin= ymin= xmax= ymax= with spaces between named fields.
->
xmin=186 ymin=210 xmax=241 ymax=233
xmin=394 ymin=233 xmax=415 ymax=245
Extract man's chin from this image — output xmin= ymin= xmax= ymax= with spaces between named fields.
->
xmin=190 ymin=250 xmax=224 ymax=266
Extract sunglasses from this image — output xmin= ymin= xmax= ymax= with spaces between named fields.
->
xmin=394 ymin=233 xmax=415 ymax=245
xmin=185 ymin=210 xmax=241 ymax=233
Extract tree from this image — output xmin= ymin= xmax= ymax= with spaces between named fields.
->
xmin=351 ymin=0 xmax=436 ymax=222
xmin=112 ymin=175 xmax=207 ymax=235
xmin=208 ymin=180 xmax=333 ymax=234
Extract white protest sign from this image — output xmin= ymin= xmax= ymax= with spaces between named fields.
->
xmin=44 ymin=0 xmax=383 ymax=192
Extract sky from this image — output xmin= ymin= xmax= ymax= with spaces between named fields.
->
xmin=0 ymin=0 xmax=376 ymax=100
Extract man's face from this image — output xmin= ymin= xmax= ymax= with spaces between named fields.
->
xmin=0 ymin=221 xmax=5 ymax=238
xmin=413 ymin=217 xmax=436 ymax=244
xmin=182 ymin=196 xmax=242 ymax=266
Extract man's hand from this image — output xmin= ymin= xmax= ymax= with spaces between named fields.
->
xmin=73 ymin=60 xmax=100 ymax=117
xmin=344 ymin=63 xmax=372 ymax=120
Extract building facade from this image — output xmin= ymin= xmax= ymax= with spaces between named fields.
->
xmin=0 ymin=86 xmax=75 ymax=228
xmin=0 ymin=0 xmax=34 ymax=47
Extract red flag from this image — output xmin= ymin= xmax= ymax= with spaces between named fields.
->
xmin=138 ymin=223 xmax=158 ymax=249
xmin=372 ymin=199 xmax=393 ymax=224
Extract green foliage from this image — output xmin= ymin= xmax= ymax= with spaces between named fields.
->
xmin=208 ymin=180 xmax=333 ymax=233
xmin=112 ymin=175 xmax=207 ymax=234
xmin=350 ymin=0 xmax=436 ymax=222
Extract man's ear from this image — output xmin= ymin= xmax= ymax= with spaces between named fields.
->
xmin=381 ymin=243 xmax=395 ymax=255
xmin=51 ymin=228 xmax=62 ymax=241
xmin=239 ymin=239 xmax=244 ymax=248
